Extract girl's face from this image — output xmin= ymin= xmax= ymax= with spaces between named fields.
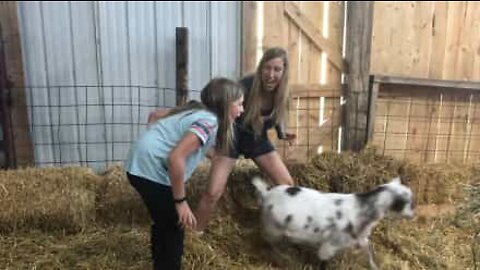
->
xmin=229 ymin=95 xmax=244 ymax=120
xmin=261 ymin=57 xmax=285 ymax=92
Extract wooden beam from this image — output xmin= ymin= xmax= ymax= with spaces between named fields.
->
xmin=291 ymin=83 xmax=344 ymax=98
xmin=284 ymin=1 xmax=344 ymax=71
xmin=344 ymin=1 xmax=374 ymax=151
xmin=0 ymin=1 xmax=33 ymax=167
xmin=241 ymin=1 xmax=258 ymax=76
xmin=176 ymin=27 xmax=188 ymax=106
xmin=373 ymin=74 xmax=480 ymax=91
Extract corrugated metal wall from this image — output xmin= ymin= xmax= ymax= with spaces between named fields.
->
xmin=17 ymin=1 xmax=241 ymax=170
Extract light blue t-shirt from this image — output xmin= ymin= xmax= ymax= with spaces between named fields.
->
xmin=125 ymin=109 xmax=218 ymax=186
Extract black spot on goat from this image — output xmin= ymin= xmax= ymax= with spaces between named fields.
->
xmin=285 ymin=186 xmax=301 ymax=196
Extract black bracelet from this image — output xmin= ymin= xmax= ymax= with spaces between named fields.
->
xmin=173 ymin=197 xmax=187 ymax=204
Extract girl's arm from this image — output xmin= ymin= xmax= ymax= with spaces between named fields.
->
xmin=275 ymin=122 xmax=296 ymax=145
xmin=168 ymin=131 xmax=202 ymax=230
xmin=275 ymin=122 xmax=287 ymax=139
xmin=147 ymin=108 xmax=171 ymax=126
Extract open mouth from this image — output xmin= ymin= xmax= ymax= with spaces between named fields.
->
xmin=266 ymin=82 xmax=276 ymax=89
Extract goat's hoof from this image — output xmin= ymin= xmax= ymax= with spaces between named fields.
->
xmin=318 ymin=260 xmax=328 ymax=270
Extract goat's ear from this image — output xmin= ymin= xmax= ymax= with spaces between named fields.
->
xmin=391 ymin=177 xmax=401 ymax=184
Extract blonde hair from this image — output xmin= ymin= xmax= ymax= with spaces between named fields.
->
xmin=242 ymin=47 xmax=289 ymax=136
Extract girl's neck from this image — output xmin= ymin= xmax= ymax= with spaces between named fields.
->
xmin=260 ymin=87 xmax=275 ymax=99
xmin=260 ymin=89 xmax=274 ymax=112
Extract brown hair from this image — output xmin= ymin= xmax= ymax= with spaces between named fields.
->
xmin=159 ymin=78 xmax=244 ymax=154
xmin=201 ymin=78 xmax=244 ymax=154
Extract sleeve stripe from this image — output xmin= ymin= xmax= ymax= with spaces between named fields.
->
xmin=196 ymin=119 xmax=214 ymax=129
xmin=190 ymin=120 xmax=216 ymax=145
xmin=190 ymin=128 xmax=208 ymax=145
xmin=196 ymin=123 xmax=212 ymax=137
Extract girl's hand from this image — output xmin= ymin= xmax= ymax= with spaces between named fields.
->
xmin=283 ymin=133 xmax=297 ymax=146
xmin=147 ymin=109 xmax=171 ymax=126
xmin=175 ymin=202 xmax=197 ymax=230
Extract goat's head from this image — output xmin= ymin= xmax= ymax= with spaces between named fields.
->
xmin=383 ymin=177 xmax=415 ymax=218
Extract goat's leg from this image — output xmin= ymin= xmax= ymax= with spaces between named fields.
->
xmin=357 ymin=237 xmax=378 ymax=270
xmin=263 ymin=234 xmax=293 ymax=267
xmin=315 ymin=243 xmax=340 ymax=270
xmin=317 ymin=242 xmax=339 ymax=261
xmin=365 ymin=241 xmax=378 ymax=270
xmin=318 ymin=260 xmax=328 ymax=270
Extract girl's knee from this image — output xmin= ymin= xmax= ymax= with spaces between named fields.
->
xmin=204 ymin=189 xmax=224 ymax=203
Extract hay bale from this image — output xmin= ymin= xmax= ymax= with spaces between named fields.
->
xmin=186 ymin=161 xmax=212 ymax=209
xmin=454 ymin=170 xmax=480 ymax=268
xmin=310 ymin=149 xmax=402 ymax=192
xmin=93 ymin=163 xmax=215 ymax=227
xmin=0 ymin=227 xmax=151 ymax=269
xmin=456 ymin=167 xmax=480 ymax=227
xmin=308 ymin=148 xmax=472 ymax=205
xmin=95 ymin=166 xmax=150 ymax=226
xmin=0 ymin=167 xmax=100 ymax=233
xmin=0 ymin=151 xmax=478 ymax=269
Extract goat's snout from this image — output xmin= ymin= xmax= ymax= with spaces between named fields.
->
xmin=403 ymin=206 xmax=415 ymax=219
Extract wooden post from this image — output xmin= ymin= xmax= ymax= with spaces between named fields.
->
xmin=367 ymin=75 xmax=379 ymax=141
xmin=344 ymin=1 xmax=374 ymax=151
xmin=176 ymin=27 xmax=188 ymax=106
xmin=0 ymin=24 xmax=14 ymax=168
xmin=0 ymin=1 xmax=33 ymax=167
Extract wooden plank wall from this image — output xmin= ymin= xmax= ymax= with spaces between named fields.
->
xmin=243 ymin=1 xmax=345 ymax=162
xmin=372 ymin=84 xmax=480 ymax=164
xmin=371 ymin=1 xmax=480 ymax=81
xmin=370 ymin=2 xmax=480 ymax=164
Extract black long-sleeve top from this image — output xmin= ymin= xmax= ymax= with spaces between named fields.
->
xmin=238 ymin=75 xmax=287 ymax=139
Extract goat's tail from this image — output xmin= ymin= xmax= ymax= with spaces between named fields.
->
xmin=252 ymin=176 xmax=269 ymax=200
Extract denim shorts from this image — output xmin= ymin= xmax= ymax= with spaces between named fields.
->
xmin=228 ymin=125 xmax=275 ymax=159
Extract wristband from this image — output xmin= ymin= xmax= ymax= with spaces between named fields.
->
xmin=173 ymin=197 xmax=187 ymax=204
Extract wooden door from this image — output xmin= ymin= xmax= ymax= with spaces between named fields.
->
xmin=242 ymin=1 xmax=346 ymax=161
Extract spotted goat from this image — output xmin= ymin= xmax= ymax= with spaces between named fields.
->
xmin=251 ymin=176 xmax=415 ymax=269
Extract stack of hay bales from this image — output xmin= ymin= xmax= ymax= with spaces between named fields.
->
xmin=0 ymin=167 xmax=100 ymax=233
xmin=0 ymin=165 xmax=151 ymax=233
xmin=305 ymin=148 xmax=469 ymax=205
xmin=221 ymin=147 xmax=471 ymax=217
xmin=94 ymin=165 xmax=149 ymax=226
xmin=454 ymin=170 xmax=480 ymax=269
xmin=0 ymin=148 xmax=478 ymax=269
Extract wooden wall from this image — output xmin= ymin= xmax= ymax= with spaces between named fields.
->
xmin=243 ymin=1 xmax=345 ymax=85
xmin=371 ymin=76 xmax=480 ymax=164
xmin=370 ymin=2 xmax=480 ymax=164
xmin=371 ymin=1 xmax=480 ymax=81
xmin=243 ymin=2 xmax=479 ymax=163
xmin=242 ymin=1 xmax=345 ymax=161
